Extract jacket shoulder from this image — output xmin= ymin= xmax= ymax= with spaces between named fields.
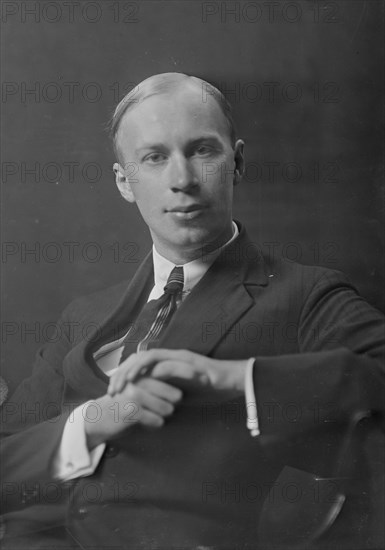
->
xmin=262 ymin=253 xmax=357 ymax=297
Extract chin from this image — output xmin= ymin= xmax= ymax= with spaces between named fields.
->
xmin=174 ymin=227 xmax=224 ymax=251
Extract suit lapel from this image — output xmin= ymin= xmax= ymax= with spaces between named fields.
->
xmin=160 ymin=225 xmax=269 ymax=356
xmin=63 ymin=253 xmax=154 ymax=399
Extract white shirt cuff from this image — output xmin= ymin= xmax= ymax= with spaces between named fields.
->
xmin=244 ymin=358 xmax=260 ymax=437
xmin=53 ymin=401 xmax=106 ymax=481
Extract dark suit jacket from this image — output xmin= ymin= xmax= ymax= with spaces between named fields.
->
xmin=1 ymin=224 xmax=384 ymax=549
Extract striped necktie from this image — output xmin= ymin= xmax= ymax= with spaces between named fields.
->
xmin=119 ymin=266 xmax=184 ymax=364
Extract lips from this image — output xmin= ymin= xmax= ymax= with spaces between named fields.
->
xmin=167 ymin=204 xmax=206 ymax=213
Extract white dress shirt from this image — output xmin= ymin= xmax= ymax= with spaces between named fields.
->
xmin=54 ymin=222 xmax=258 ymax=481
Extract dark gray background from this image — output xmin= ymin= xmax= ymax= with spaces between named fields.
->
xmin=1 ymin=0 xmax=384 ymax=393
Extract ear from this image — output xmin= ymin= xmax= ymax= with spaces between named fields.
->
xmin=113 ymin=163 xmax=136 ymax=203
xmin=233 ymin=139 xmax=245 ymax=186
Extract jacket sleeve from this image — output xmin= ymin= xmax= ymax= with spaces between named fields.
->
xmin=1 ymin=300 xmax=78 ymax=435
xmin=253 ymin=269 xmax=385 ymax=441
xmin=0 ymin=302 xmax=85 ymax=513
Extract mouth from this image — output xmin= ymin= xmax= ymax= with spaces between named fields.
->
xmin=167 ymin=204 xmax=206 ymax=213
xmin=166 ymin=204 xmax=207 ymax=219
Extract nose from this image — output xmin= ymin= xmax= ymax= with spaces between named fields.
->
xmin=170 ymin=154 xmax=199 ymax=193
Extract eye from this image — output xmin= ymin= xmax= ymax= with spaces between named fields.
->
xmin=195 ymin=145 xmax=213 ymax=156
xmin=143 ymin=152 xmax=167 ymax=164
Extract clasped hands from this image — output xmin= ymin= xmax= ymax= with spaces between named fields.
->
xmin=85 ymin=349 xmax=248 ymax=449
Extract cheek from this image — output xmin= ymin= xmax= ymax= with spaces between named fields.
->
xmin=211 ymin=175 xmax=234 ymax=203
xmin=131 ymin=182 xmax=151 ymax=208
xmin=212 ymin=158 xmax=235 ymax=188
xmin=136 ymin=195 xmax=164 ymax=225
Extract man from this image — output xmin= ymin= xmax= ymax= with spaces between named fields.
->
xmin=1 ymin=72 xmax=384 ymax=550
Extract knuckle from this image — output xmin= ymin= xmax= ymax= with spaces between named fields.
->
xmin=136 ymin=378 xmax=149 ymax=389
xmin=125 ymin=384 xmax=138 ymax=400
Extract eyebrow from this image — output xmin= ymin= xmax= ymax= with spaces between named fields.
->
xmin=135 ymin=134 xmax=224 ymax=155
xmin=135 ymin=143 xmax=166 ymax=154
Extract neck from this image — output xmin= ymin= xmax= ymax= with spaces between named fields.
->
xmin=152 ymin=224 xmax=235 ymax=265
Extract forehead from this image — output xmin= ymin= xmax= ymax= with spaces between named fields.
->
xmin=115 ymin=84 xmax=230 ymax=152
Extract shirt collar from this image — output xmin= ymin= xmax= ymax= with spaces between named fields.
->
xmin=152 ymin=221 xmax=239 ymax=292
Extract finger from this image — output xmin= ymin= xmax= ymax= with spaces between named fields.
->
xmin=137 ymin=378 xmax=183 ymax=403
xmin=152 ymin=360 xmax=209 ymax=385
xmin=122 ymin=383 xmax=175 ymax=418
xmin=110 ymin=351 xmax=160 ymax=394
xmin=138 ymin=388 xmax=175 ymax=418
xmin=139 ymin=409 xmax=165 ymax=428
xmin=122 ymin=404 xmax=165 ymax=428
xmin=107 ymin=353 xmax=140 ymax=396
xmin=108 ymin=349 xmax=194 ymax=396
xmin=129 ymin=349 xmax=195 ymax=381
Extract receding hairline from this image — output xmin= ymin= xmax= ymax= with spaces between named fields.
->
xmin=110 ymin=72 xmax=236 ymax=160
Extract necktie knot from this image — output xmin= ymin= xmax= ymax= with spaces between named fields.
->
xmin=164 ymin=266 xmax=184 ymax=295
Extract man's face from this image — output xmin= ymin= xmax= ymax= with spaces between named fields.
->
xmin=114 ymin=85 xmax=244 ymax=262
